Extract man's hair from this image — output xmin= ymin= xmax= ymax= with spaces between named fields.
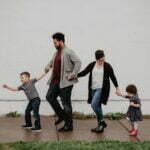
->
xmin=95 ymin=50 xmax=105 ymax=60
xmin=52 ymin=32 xmax=65 ymax=43
xmin=20 ymin=72 xmax=30 ymax=78
xmin=126 ymin=84 xmax=137 ymax=95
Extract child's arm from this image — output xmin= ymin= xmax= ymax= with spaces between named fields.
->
xmin=3 ymin=84 xmax=19 ymax=92
xmin=130 ymin=102 xmax=140 ymax=108
xmin=35 ymin=72 xmax=47 ymax=81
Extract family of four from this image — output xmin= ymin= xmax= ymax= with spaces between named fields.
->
xmin=3 ymin=32 xmax=142 ymax=137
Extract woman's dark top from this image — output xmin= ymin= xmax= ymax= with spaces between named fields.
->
xmin=78 ymin=61 xmax=119 ymax=105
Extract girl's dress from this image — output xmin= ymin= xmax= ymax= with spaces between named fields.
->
xmin=126 ymin=95 xmax=143 ymax=122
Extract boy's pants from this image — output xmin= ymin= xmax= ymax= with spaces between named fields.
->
xmin=25 ymin=97 xmax=41 ymax=129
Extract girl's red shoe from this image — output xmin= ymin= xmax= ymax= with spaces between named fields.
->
xmin=130 ymin=130 xmax=138 ymax=136
xmin=129 ymin=129 xmax=134 ymax=133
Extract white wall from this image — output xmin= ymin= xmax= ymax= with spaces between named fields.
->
xmin=0 ymin=0 xmax=150 ymax=101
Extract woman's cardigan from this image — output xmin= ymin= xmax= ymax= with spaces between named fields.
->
xmin=78 ymin=61 xmax=119 ymax=105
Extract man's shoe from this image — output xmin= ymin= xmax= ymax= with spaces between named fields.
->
xmin=58 ymin=126 xmax=73 ymax=132
xmin=55 ymin=118 xmax=63 ymax=125
xmin=22 ymin=125 xmax=32 ymax=129
xmin=31 ymin=127 xmax=42 ymax=132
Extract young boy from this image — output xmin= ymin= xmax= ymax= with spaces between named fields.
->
xmin=119 ymin=84 xmax=143 ymax=136
xmin=3 ymin=71 xmax=47 ymax=132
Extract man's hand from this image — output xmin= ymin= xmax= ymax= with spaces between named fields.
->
xmin=67 ymin=73 xmax=75 ymax=81
xmin=45 ymin=68 xmax=50 ymax=73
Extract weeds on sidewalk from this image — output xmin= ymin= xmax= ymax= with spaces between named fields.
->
xmin=72 ymin=112 xmax=125 ymax=120
xmin=105 ymin=112 xmax=126 ymax=120
xmin=5 ymin=111 xmax=125 ymax=120
xmin=6 ymin=111 xmax=21 ymax=118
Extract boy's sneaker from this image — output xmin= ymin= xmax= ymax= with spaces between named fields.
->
xmin=31 ymin=127 xmax=42 ymax=132
xmin=22 ymin=125 xmax=32 ymax=129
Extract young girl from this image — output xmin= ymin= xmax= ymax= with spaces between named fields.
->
xmin=121 ymin=84 xmax=143 ymax=136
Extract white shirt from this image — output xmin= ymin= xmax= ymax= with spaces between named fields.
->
xmin=92 ymin=65 xmax=104 ymax=89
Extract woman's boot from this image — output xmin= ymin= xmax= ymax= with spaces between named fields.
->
xmin=91 ymin=120 xmax=107 ymax=133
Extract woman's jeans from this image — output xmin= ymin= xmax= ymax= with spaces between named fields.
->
xmin=91 ymin=88 xmax=103 ymax=121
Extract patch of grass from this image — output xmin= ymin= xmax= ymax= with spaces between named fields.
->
xmin=143 ymin=115 xmax=150 ymax=119
xmin=0 ymin=141 xmax=150 ymax=150
xmin=105 ymin=112 xmax=125 ymax=120
xmin=72 ymin=112 xmax=125 ymax=120
xmin=5 ymin=111 xmax=125 ymax=120
xmin=73 ymin=112 xmax=96 ymax=120
xmin=6 ymin=111 xmax=21 ymax=118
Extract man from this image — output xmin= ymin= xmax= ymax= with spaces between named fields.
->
xmin=45 ymin=32 xmax=81 ymax=132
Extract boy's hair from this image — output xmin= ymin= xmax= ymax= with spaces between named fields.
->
xmin=95 ymin=50 xmax=105 ymax=60
xmin=126 ymin=84 xmax=137 ymax=95
xmin=52 ymin=32 xmax=65 ymax=43
xmin=20 ymin=72 xmax=30 ymax=78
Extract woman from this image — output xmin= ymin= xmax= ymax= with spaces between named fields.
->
xmin=78 ymin=50 xmax=121 ymax=133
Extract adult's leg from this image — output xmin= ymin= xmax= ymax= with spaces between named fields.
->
xmin=59 ymin=85 xmax=73 ymax=130
xmin=91 ymin=89 xmax=107 ymax=133
xmin=46 ymin=84 xmax=65 ymax=119
xmin=25 ymin=101 xmax=33 ymax=126
xmin=32 ymin=98 xmax=41 ymax=129
xmin=91 ymin=89 xmax=103 ymax=121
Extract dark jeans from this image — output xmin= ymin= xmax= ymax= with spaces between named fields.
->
xmin=25 ymin=97 xmax=41 ymax=129
xmin=46 ymin=84 xmax=73 ymax=126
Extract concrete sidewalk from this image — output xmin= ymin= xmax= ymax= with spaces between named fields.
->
xmin=0 ymin=116 xmax=149 ymax=143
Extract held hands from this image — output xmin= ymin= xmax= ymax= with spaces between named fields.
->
xmin=115 ymin=88 xmax=126 ymax=98
xmin=45 ymin=67 xmax=50 ymax=73
xmin=115 ymin=88 xmax=122 ymax=96
xmin=67 ymin=73 xmax=75 ymax=81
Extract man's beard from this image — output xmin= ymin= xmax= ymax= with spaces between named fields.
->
xmin=55 ymin=45 xmax=62 ymax=50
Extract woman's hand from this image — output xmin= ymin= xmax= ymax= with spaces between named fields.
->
xmin=116 ymin=87 xmax=122 ymax=96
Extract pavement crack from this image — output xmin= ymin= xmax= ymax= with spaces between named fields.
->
xmin=53 ymin=116 xmax=60 ymax=141
xmin=118 ymin=120 xmax=141 ymax=142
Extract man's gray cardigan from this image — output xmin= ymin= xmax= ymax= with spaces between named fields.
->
xmin=45 ymin=46 xmax=82 ymax=88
